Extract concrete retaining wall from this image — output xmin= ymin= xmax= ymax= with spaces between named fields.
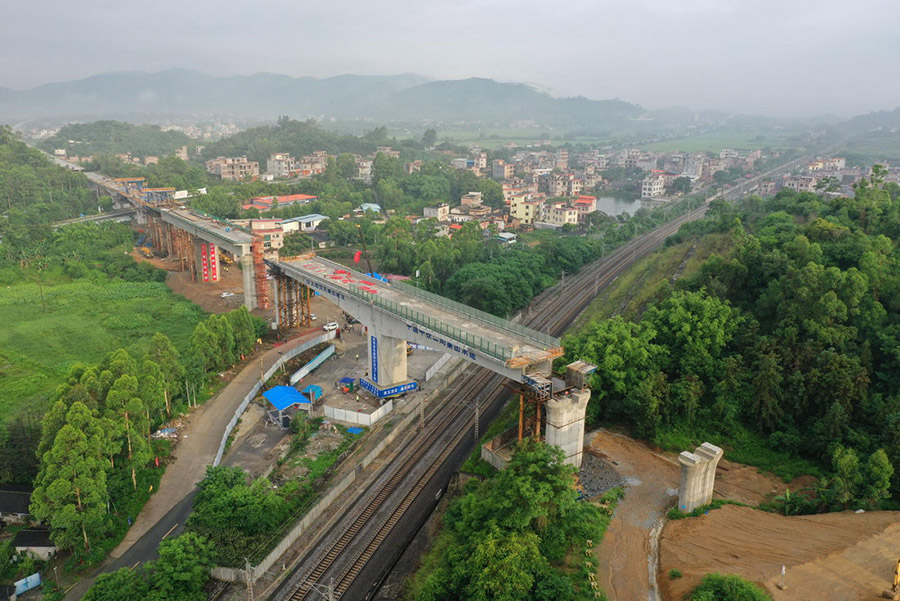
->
xmin=425 ymin=353 xmax=451 ymax=382
xmin=289 ymin=344 xmax=335 ymax=385
xmin=212 ymin=356 xmax=469 ymax=583
xmin=324 ymin=400 xmax=393 ymax=426
xmin=212 ymin=331 xmax=336 ymax=468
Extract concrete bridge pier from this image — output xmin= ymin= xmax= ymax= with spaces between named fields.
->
xmin=544 ymin=389 xmax=590 ymax=468
xmin=241 ymin=254 xmax=258 ymax=310
xmin=192 ymin=239 xmax=220 ymax=283
xmin=367 ymin=333 xmax=408 ymax=389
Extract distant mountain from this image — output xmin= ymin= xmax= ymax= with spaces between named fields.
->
xmin=0 ymin=69 xmax=650 ymax=129
xmin=838 ymin=107 xmax=900 ymax=133
xmin=0 ymin=69 xmax=431 ymax=124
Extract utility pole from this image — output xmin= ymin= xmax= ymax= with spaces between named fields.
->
xmin=306 ymin=578 xmax=336 ymax=601
xmin=356 ymin=224 xmax=374 ymax=274
xmin=418 ymin=396 xmax=425 ymax=431
xmin=245 ymin=558 xmax=255 ymax=601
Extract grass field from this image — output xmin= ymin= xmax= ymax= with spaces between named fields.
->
xmin=439 ymin=128 xmax=613 ymax=149
xmin=641 ymin=131 xmax=795 ymax=153
xmin=0 ymin=280 xmax=204 ymax=420
xmin=842 ymin=132 xmax=900 ymax=163
xmin=570 ymin=231 xmax=733 ymax=332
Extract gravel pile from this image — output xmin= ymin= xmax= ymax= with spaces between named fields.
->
xmin=578 ymin=452 xmax=624 ymax=498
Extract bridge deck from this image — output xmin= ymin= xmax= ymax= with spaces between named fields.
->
xmin=278 ymin=255 xmax=561 ymax=368
xmin=160 ymin=208 xmax=255 ymax=246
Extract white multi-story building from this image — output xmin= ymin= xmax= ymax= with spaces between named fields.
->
xmin=641 ymin=174 xmax=666 ymax=199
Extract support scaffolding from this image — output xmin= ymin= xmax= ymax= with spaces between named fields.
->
xmin=276 ymin=274 xmax=311 ymax=330
xmin=252 ymin=234 xmax=270 ymax=310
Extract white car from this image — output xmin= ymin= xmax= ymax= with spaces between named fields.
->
xmin=220 ymin=292 xmax=235 ymax=298
xmin=323 ymin=322 xmax=339 ymax=331
xmin=309 ymin=314 xmax=318 ymax=321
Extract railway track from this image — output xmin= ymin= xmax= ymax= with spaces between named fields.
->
xmin=272 ymin=209 xmax=709 ymax=601
xmin=273 ymin=151 xmax=821 ymax=600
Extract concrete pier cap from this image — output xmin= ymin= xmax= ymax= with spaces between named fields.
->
xmin=677 ymin=442 xmax=723 ymax=513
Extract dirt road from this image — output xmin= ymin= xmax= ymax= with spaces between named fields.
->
xmin=588 ymin=430 xmax=809 ymax=601
xmin=660 ymin=504 xmax=900 ymax=601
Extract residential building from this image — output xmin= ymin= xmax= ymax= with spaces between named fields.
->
xmin=355 ymin=202 xmax=382 ymax=216
xmin=496 ymin=232 xmax=517 ymax=244
xmin=231 ymin=219 xmax=283 ymax=259
xmin=451 ymin=158 xmax=472 ymax=170
xmin=510 ymin=195 xmax=544 ymax=226
xmin=267 ymin=153 xmax=299 ymax=178
xmin=424 ymin=203 xmax=450 ymax=221
xmin=502 ymin=180 xmax=537 ymax=204
xmin=641 ymin=173 xmax=666 ymax=199
xmin=205 ymin=156 xmax=259 ymax=181
xmin=175 ymin=146 xmax=189 ymax=161
xmin=782 ymin=175 xmax=817 ymax=193
xmin=282 ymin=214 xmax=329 ymax=233
xmin=376 ymin=146 xmax=401 ymax=158
xmin=542 ymin=200 xmax=579 ymax=227
xmin=492 ymin=160 xmax=515 ymax=180
xmin=460 ymin=191 xmax=483 ymax=207
xmin=356 ymin=159 xmax=373 ymax=184
xmin=241 ymin=193 xmax=318 ymax=212
xmin=573 ymin=195 xmax=597 ymax=222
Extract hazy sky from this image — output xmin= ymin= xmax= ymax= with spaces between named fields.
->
xmin=3 ymin=0 xmax=899 ymax=117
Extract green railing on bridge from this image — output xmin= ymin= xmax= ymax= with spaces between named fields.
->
xmin=344 ymin=283 xmax=513 ymax=363
xmin=311 ymin=256 xmax=559 ymax=350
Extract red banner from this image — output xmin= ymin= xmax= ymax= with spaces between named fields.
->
xmin=353 ymin=250 xmax=362 ymax=263
xmin=200 ymin=243 xmax=209 ymax=282
xmin=209 ymin=245 xmax=218 ymax=281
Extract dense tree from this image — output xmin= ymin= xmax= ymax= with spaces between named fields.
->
xmin=31 ymin=403 xmax=109 ymax=553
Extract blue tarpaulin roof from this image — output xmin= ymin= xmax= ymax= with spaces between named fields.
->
xmin=262 ymin=386 xmax=305 ymax=411
xmin=300 ymin=385 xmax=322 ymax=401
xmin=347 ymin=427 xmax=364 ymax=435
xmin=338 ymin=377 xmax=355 ymax=384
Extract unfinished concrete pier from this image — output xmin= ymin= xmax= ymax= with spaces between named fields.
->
xmin=545 ymin=389 xmax=590 ymax=468
xmin=677 ymin=442 xmax=723 ymax=513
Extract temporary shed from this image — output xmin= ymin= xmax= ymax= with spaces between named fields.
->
xmin=262 ymin=385 xmax=308 ymax=427
xmin=300 ymin=384 xmax=323 ymax=404
xmin=338 ymin=376 xmax=356 ymax=393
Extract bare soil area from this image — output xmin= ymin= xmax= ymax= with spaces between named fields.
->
xmin=588 ymin=429 xmax=814 ymax=601
xmin=659 ymin=504 xmax=900 ymax=601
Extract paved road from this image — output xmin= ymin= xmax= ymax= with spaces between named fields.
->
xmin=63 ymin=330 xmax=322 ymax=601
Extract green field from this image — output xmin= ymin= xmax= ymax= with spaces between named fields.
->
xmin=641 ymin=130 xmax=795 ymax=153
xmin=0 ymin=280 xmax=204 ymax=420
xmin=439 ymin=128 xmax=613 ymax=149
xmin=842 ymin=132 xmax=900 ymax=163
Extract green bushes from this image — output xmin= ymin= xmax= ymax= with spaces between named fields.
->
xmin=690 ymin=573 xmax=772 ymax=601
xmin=407 ymin=442 xmax=619 ymax=601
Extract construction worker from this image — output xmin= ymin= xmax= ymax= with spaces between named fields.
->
xmin=355 ymin=394 xmax=360 ymax=404
xmin=892 ymin=558 xmax=900 ymax=592
xmin=356 ymin=353 xmax=360 ymax=361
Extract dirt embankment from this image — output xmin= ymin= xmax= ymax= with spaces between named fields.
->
xmin=588 ymin=430 xmax=835 ymax=601
xmin=659 ymin=504 xmax=900 ymax=601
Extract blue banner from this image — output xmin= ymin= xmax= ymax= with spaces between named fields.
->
xmin=370 ymin=336 xmax=378 ymax=383
xmin=359 ymin=379 xmax=418 ymax=398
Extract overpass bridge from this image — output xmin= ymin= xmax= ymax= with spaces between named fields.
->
xmin=81 ymin=172 xmax=270 ymax=310
xmin=272 ymin=254 xmax=566 ymax=398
